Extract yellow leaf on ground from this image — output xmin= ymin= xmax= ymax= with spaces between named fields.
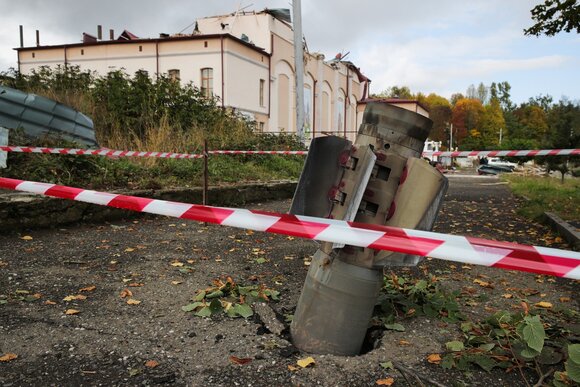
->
xmin=144 ymin=360 xmax=159 ymax=368
xmin=297 ymin=356 xmax=315 ymax=368
xmin=20 ymin=235 xmax=33 ymax=240
xmin=502 ymin=294 xmax=513 ymax=299
xmin=288 ymin=365 xmax=299 ymax=371
xmin=171 ymin=261 xmax=184 ymax=267
xmin=376 ymin=378 xmax=395 ymax=386
xmin=128 ymin=283 xmax=144 ymax=287
xmin=427 ymin=354 xmax=442 ymax=364
xmin=560 ymin=297 xmax=571 ymax=302
xmin=126 ymin=299 xmax=141 ymax=305
xmin=124 ymin=247 xmax=135 ymax=252
xmin=63 ymin=295 xmax=87 ymax=301
xmin=473 ymin=279 xmax=493 ymax=288
xmin=120 ymin=289 xmax=133 ymax=298
xmin=398 ymin=340 xmax=411 ymax=346
xmin=44 ymin=300 xmax=56 ymax=305
xmin=171 ymin=281 xmax=183 ymax=285
xmin=65 ymin=309 xmax=80 ymax=315
xmin=0 ymin=353 xmax=18 ymax=362
xmin=79 ymin=286 xmax=96 ymax=292
xmin=535 ymin=301 xmax=553 ymax=309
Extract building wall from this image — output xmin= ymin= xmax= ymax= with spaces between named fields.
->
xmin=16 ymin=12 xmax=369 ymax=143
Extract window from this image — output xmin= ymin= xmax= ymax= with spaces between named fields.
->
xmin=258 ymin=122 xmax=265 ymax=132
xmin=204 ymin=41 xmax=208 ymax=48
xmin=200 ymin=68 xmax=213 ymax=98
xmin=168 ymin=69 xmax=180 ymax=82
xmin=81 ymin=49 xmax=84 ymax=55
xmin=139 ymin=45 xmax=143 ymax=52
xmin=32 ymin=52 xmax=35 ymax=58
xmin=259 ymin=79 xmax=265 ymax=107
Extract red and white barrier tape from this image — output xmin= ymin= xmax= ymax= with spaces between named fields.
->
xmin=2 ymin=146 xmax=578 ymax=159
xmin=0 ymin=146 xmax=205 ymax=159
xmin=1 ymin=177 xmax=578 ymax=280
xmin=424 ymin=149 xmax=579 ymax=157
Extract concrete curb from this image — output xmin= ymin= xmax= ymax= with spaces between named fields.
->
xmin=543 ymin=211 xmax=580 ymax=251
xmin=0 ymin=181 xmax=297 ymax=232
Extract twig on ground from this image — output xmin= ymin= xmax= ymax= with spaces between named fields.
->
xmin=392 ymin=361 xmax=447 ymax=387
xmin=532 ymin=367 xmax=554 ymax=387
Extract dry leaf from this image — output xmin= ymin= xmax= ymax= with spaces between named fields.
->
xmin=171 ymin=281 xmax=183 ymax=285
xmin=124 ymin=247 xmax=135 ymax=252
xmin=79 ymin=286 xmax=96 ymax=292
xmin=144 ymin=360 xmax=159 ymax=368
xmin=229 ymin=356 xmax=252 ymax=365
xmin=398 ymin=340 xmax=411 ymax=346
xmin=44 ymin=300 xmax=56 ymax=305
xmin=287 ymin=365 xmax=298 ymax=371
xmin=65 ymin=309 xmax=80 ymax=315
xmin=297 ymin=356 xmax=315 ymax=368
xmin=120 ymin=289 xmax=133 ymax=298
xmin=502 ymin=293 xmax=513 ymax=299
xmin=0 ymin=353 xmax=18 ymax=362
xmin=535 ymin=301 xmax=553 ymax=309
xmin=126 ymin=299 xmax=141 ymax=305
xmin=427 ymin=354 xmax=441 ymax=364
xmin=376 ymin=378 xmax=394 ymax=386
xmin=128 ymin=283 xmax=144 ymax=287
xmin=171 ymin=261 xmax=184 ymax=267
xmin=560 ymin=297 xmax=571 ymax=302
xmin=20 ymin=235 xmax=33 ymax=241
xmin=63 ymin=295 xmax=87 ymax=301
xmin=473 ymin=279 xmax=493 ymax=288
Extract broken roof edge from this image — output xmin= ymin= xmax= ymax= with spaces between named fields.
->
xmin=359 ymin=98 xmax=430 ymax=113
xmin=14 ymin=32 xmax=270 ymax=56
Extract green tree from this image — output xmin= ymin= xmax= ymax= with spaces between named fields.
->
xmin=524 ymin=0 xmax=580 ymax=36
xmin=374 ymin=85 xmax=414 ymax=99
xmin=479 ymin=97 xmax=506 ymax=147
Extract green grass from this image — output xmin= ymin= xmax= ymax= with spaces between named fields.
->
xmin=502 ymin=174 xmax=580 ymax=221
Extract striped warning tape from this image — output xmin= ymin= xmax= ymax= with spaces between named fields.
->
xmin=1 ymin=146 xmax=577 ymax=159
xmin=1 ymin=177 xmax=578 ymax=280
xmin=423 ymin=149 xmax=579 ymax=157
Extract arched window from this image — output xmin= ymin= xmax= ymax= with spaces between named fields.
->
xmin=200 ymin=68 xmax=213 ymax=98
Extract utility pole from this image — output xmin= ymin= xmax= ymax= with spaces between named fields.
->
xmin=293 ymin=0 xmax=305 ymax=142
xmin=449 ymin=123 xmax=453 ymax=150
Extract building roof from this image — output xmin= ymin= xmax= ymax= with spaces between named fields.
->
xmin=15 ymin=32 xmax=270 ymax=56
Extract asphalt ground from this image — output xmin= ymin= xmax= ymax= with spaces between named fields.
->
xmin=0 ymin=174 xmax=578 ymax=386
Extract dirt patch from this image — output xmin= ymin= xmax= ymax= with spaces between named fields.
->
xmin=0 ymin=176 xmax=578 ymax=386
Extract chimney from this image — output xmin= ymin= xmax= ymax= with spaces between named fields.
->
xmin=36 ymin=29 xmax=40 ymax=46
xmin=19 ymin=25 xmax=23 ymax=48
xmin=97 ymin=25 xmax=102 ymax=40
xmin=109 ymin=29 xmax=114 ymax=40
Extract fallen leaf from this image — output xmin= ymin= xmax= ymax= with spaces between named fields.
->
xmin=44 ymin=300 xmax=56 ymax=305
xmin=473 ymin=279 xmax=493 ymax=288
xmin=297 ymin=356 xmax=315 ymax=368
xmin=535 ymin=301 xmax=553 ymax=309
xmin=79 ymin=286 xmax=96 ymax=292
xmin=128 ymin=283 xmax=144 ymax=287
xmin=171 ymin=261 xmax=184 ymax=267
xmin=559 ymin=297 xmax=571 ymax=302
xmin=502 ymin=294 xmax=513 ymax=299
xmin=144 ymin=360 xmax=159 ymax=368
xmin=171 ymin=281 xmax=183 ymax=285
xmin=65 ymin=309 xmax=80 ymax=315
xmin=229 ymin=356 xmax=252 ymax=365
xmin=398 ymin=340 xmax=411 ymax=346
xmin=20 ymin=235 xmax=33 ymax=241
xmin=63 ymin=295 xmax=87 ymax=301
xmin=0 ymin=353 xmax=18 ymax=362
xmin=427 ymin=354 xmax=442 ymax=364
xmin=287 ymin=365 xmax=298 ymax=371
xmin=120 ymin=289 xmax=133 ymax=298
xmin=376 ymin=378 xmax=394 ymax=386
xmin=124 ymin=247 xmax=135 ymax=252
xmin=126 ymin=299 xmax=141 ymax=305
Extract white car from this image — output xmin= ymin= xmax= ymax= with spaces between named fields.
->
xmin=487 ymin=157 xmax=518 ymax=170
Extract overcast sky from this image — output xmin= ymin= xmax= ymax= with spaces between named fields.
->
xmin=1 ymin=0 xmax=578 ymax=104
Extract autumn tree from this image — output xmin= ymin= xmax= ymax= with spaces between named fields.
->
xmin=451 ymin=98 xmax=484 ymax=148
xmin=479 ymin=97 xmax=506 ymax=147
xmin=524 ymin=0 xmax=580 ymax=36
xmin=419 ymin=93 xmax=452 ymax=143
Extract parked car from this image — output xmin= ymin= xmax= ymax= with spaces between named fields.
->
xmin=487 ymin=157 xmax=517 ymax=170
xmin=477 ymin=164 xmax=513 ymax=175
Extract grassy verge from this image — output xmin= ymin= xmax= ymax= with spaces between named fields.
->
xmin=502 ymin=174 xmax=579 ymax=221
